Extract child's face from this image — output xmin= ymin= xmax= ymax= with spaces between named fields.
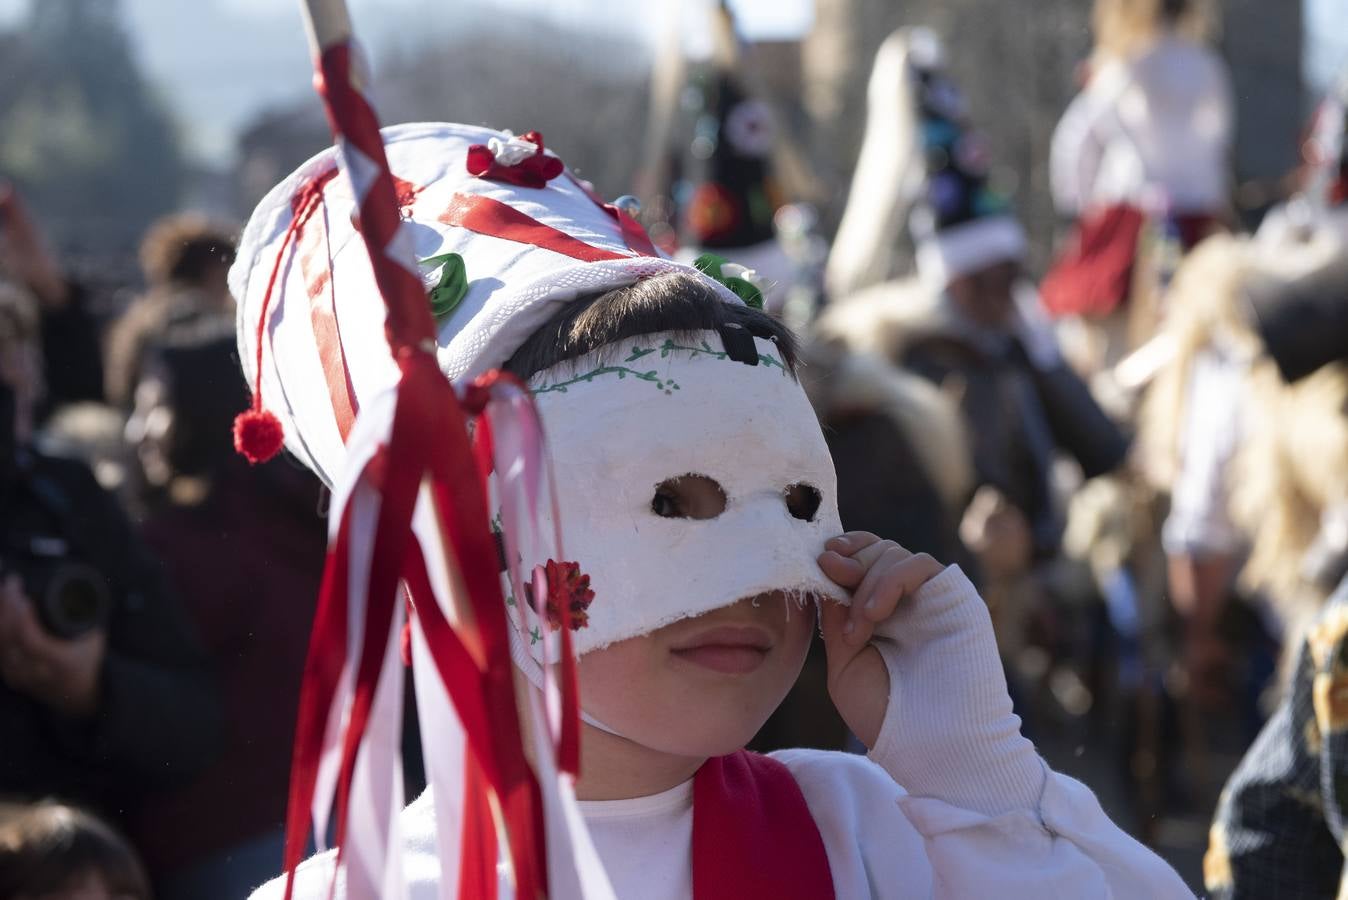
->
xmin=576 ymin=590 xmax=816 ymax=758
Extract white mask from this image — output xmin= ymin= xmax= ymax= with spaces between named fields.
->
xmin=503 ymin=330 xmax=847 ymax=662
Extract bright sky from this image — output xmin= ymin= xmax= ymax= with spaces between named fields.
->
xmin=0 ymin=0 xmax=812 ymax=164
xmin=0 ymin=0 xmax=1342 ymax=166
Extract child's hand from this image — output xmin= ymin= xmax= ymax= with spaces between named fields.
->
xmin=817 ymin=532 xmax=945 ymax=748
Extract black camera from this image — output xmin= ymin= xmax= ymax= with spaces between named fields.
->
xmin=3 ymin=548 xmax=112 ymax=640
xmin=0 ymin=376 xmax=114 ymax=640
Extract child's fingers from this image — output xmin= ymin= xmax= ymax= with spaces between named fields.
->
xmin=817 ymin=550 xmax=866 ymax=587
xmin=824 ymin=532 xmax=883 ymax=558
xmin=819 ymin=598 xmax=873 ymax=656
xmin=851 ymin=544 xmax=913 ymax=616
xmin=852 ymin=553 xmax=945 ymax=635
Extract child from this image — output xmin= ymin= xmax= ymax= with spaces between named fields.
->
xmin=0 ymin=801 xmax=150 ymax=900
xmin=237 ymin=124 xmax=1189 ymax=898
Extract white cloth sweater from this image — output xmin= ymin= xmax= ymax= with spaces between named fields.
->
xmin=1050 ymin=35 xmax=1233 ymax=217
xmin=253 ymin=567 xmax=1193 ymax=899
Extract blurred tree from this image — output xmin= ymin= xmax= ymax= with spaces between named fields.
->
xmin=232 ymin=16 xmax=652 ymax=215
xmin=0 ymin=0 xmax=184 ymax=257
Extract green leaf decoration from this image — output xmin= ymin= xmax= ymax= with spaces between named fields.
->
xmin=419 ymin=252 xmax=469 ymax=319
xmin=725 ymin=277 xmax=765 ymax=310
xmin=693 ymin=252 xmax=764 ymax=309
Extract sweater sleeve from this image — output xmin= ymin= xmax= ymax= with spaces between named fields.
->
xmin=863 ymin=565 xmax=1192 ymax=897
xmin=1049 ymin=62 xmax=1131 ymax=217
xmin=1049 ymin=90 xmax=1100 ymax=217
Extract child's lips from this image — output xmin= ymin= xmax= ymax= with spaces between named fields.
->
xmin=669 ymin=626 xmax=772 ymax=675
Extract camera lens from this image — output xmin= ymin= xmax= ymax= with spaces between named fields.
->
xmin=39 ymin=563 xmax=112 ymax=639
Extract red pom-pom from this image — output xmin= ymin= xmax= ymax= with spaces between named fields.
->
xmin=233 ymin=408 xmax=285 ymax=464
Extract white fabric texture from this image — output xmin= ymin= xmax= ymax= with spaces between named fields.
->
xmin=510 ymin=331 xmax=846 ymax=659
xmin=252 ymin=567 xmax=1191 ymax=899
xmin=825 ymin=29 xmax=929 ymax=300
xmin=1160 ymin=345 xmax=1248 ymax=558
xmin=1050 ymin=35 xmax=1233 ymax=216
xmin=230 ymin=122 xmax=742 ymax=484
xmin=915 ymin=214 xmax=1028 ymax=291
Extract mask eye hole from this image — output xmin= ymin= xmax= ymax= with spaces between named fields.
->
xmin=651 ymin=475 xmax=726 ymax=520
xmin=784 ymin=483 xmax=822 ymax=522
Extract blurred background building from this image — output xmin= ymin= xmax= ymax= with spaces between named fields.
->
xmin=0 ymin=0 xmax=1337 ymax=280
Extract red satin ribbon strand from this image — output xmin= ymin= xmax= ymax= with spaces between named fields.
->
xmin=439 ymin=193 xmax=631 ymax=264
xmin=315 ymin=42 xmax=435 ymax=352
xmin=400 ymin=544 xmax=497 ymax=785
xmin=280 ymin=471 xmax=357 ymax=900
xmin=418 ymin=365 xmax=548 ymax=900
xmin=691 ymin=752 xmax=836 ymax=900
xmin=460 ymin=750 xmax=500 ymax=900
xmin=329 ymin=412 xmax=424 ymax=866
xmin=471 ymin=371 xmax=582 ymax=777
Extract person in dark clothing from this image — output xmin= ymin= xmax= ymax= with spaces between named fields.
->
xmin=119 ymin=330 xmax=327 ymax=898
xmin=0 ymin=182 xmax=104 ymax=416
xmin=0 ymin=280 xmax=222 ymax=829
xmin=104 ymin=213 xmax=236 ymax=411
xmin=801 ymin=341 xmax=972 ymax=567
xmin=1207 ymin=575 xmax=1348 ymax=899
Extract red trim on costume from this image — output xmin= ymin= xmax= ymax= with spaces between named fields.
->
xmin=692 ymin=751 xmax=835 ymax=900
xmin=565 ymin=173 xmax=660 ymax=258
xmin=233 ymin=173 xmax=333 ymax=465
xmin=438 ymin=193 xmax=632 ymax=263
xmin=316 ymin=44 xmax=435 ymax=352
xmin=280 ymin=42 xmax=553 ymax=900
xmin=280 ymin=466 xmax=355 ymax=897
xmin=294 ymin=168 xmax=360 ymax=440
xmin=392 ymin=175 xmax=426 ymax=217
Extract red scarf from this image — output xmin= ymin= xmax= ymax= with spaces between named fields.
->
xmin=691 ymin=751 xmax=835 ymax=900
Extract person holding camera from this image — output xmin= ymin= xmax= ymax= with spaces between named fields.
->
xmin=0 ymin=275 xmax=222 ymax=829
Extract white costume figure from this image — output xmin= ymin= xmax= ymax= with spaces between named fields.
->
xmin=1049 ymin=3 xmax=1232 ymax=219
xmin=1040 ymin=0 xmax=1231 ymax=338
xmin=236 ymin=123 xmax=1189 ymax=899
xmin=826 ymin=27 xmax=1027 ymax=301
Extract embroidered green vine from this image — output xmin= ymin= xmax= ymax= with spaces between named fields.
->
xmin=418 ymin=252 xmax=468 ymax=319
xmin=651 ymin=338 xmax=785 ymax=372
xmin=532 ymin=364 xmax=680 ymax=396
xmin=532 ymin=338 xmax=785 ymax=396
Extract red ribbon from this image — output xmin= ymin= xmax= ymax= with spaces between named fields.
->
xmin=439 ymin=193 xmax=631 ymax=264
xmin=279 ymin=40 xmax=556 ymax=900
xmin=466 ymin=130 xmax=565 ymax=189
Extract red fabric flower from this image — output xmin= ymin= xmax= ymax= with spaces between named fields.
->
xmin=544 ymin=559 xmax=594 ymax=631
xmin=466 ymin=130 xmax=564 ymax=189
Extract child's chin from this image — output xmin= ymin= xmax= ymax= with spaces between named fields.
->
xmin=654 ymin=717 xmax=770 ymax=759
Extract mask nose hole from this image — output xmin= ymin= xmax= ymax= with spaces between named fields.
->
xmin=784 ymin=483 xmax=822 ymax=522
xmin=651 ymin=474 xmax=727 ymax=520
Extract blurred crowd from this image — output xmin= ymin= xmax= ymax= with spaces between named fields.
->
xmin=1 ymin=0 xmax=1346 ymax=897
